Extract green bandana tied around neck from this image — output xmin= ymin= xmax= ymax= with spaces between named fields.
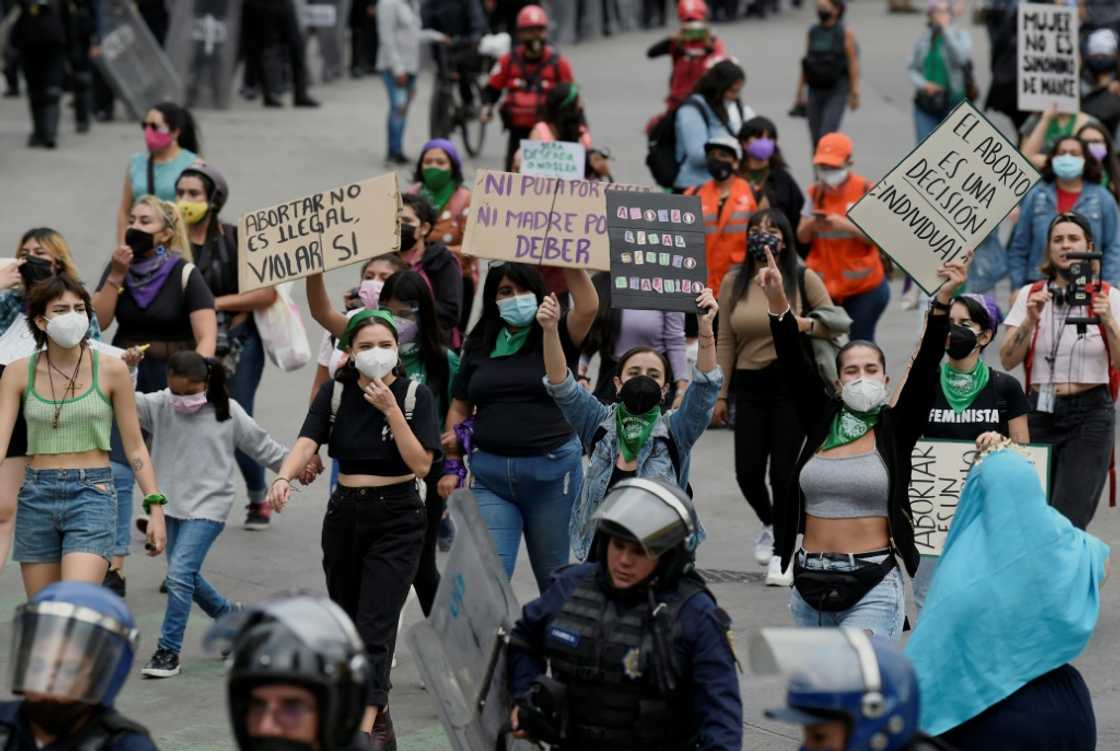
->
xmin=940 ymin=359 xmax=990 ymax=414
xmin=419 ymin=168 xmax=456 ymax=213
xmin=820 ymin=407 xmax=881 ymax=451
xmin=616 ymin=403 xmax=661 ymax=462
xmin=1044 ymin=115 xmax=1076 ymax=151
xmin=491 ymin=326 xmax=531 ymax=358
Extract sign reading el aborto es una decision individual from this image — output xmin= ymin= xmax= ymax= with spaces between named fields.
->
xmin=1017 ymin=2 xmax=1079 ymax=114
xmin=237 ymin=173 xmax=401 ymax=294
xmin=460 ymin=170 xmax=653 ymax=271
xmin=909 ymin=440 xmax=1051 ymax=556
xmin=605 ymin=191 xmax=708 ymax=313
xmin=846 ymin=101 xmax=1041 ymax=296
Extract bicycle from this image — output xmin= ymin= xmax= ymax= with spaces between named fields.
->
xmin=429 ymin=37 xmax=491 ymax=158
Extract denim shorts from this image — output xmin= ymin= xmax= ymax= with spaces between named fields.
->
xmin=789 ymin=550 xmax=906 ymax=640
xmin=13 ymin=467 xmax=117 ymax=563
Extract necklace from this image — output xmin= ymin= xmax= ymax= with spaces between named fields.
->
xmin=45 ymin=348 xmax=83 ymax=430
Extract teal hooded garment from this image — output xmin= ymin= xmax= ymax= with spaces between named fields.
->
xmin=905 ymin=449 xmax=1110 ymax=736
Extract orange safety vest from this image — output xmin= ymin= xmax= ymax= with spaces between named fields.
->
xmin=805 ymin=174 xmax=884 ymax=303
xmin=687 ymin=177 xmax=757 ymax=295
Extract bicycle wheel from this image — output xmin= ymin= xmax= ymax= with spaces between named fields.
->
xmin=429 ymin=80 xmax=454 ymax=141
xmin=459 ymin=77 xmax=487 ymax=158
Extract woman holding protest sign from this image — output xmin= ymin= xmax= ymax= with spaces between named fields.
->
xmin=759 ymin=245 xmax=958 ymax=639
xmin=1001 ymin=212 xmax=1120 ymax=530
xmin=529 ymin=82 xmax=594 ymax=148
xmin=437 ymin=262 xmax=598 ymax=591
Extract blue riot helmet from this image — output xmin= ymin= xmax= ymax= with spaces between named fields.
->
xmin=752 ymin=628 xmax=920 ymax=751
xmin=10 ymin=582 xmax=139 ymax=707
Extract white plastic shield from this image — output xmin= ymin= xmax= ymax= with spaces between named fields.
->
xmin=94 ymin=0 xmax=185 ymax=120
xmin=166 ymin=0 xmax=244 ymax=110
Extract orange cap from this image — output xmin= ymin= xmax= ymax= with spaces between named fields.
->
xmin=813 ymin=132 xmax=853 ymax=168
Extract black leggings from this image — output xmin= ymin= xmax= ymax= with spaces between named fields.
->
xmin=732 ymin=366 xmax=805 ymax=529
xmin=413 ymin=465 xmax=445 ymax=617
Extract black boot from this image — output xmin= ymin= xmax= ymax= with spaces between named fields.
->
xmin=27 ymin=99 xmax=46 ymax=147
xmin=74 ymin=72 xmax=93 ymax=133
xmin=41 ymin=99 xmax=60 ymax=148
xmin=369 ymin=707 xmax=396 ymax=751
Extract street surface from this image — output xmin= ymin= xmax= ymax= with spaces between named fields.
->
xmin=1 ymin=3 xmax=1118 ymax=748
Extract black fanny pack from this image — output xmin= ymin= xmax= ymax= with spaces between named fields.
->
xmin=793 ymin=554 xmax=896 ymax=612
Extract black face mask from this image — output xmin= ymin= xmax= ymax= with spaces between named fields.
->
xmin=19 ymin=256 xmax=55 ymax=289
xmin=245 ymin=738 xmax=317 ymax=751
xmin=817 ymin=8 xmax=833 ymax=22
xmin=23 ymin=700 xmax=94 ymax=737
xmin=706 ymin=156 xmax=734 ymax=182
xmin=1086 ymin=56 xmax=1117 ymax=76
xmin=400 ymin=223 xmax=418 ymax=252
xmin=946 ymin=324 xmax=979 ymax=360
xmin=124 ymin=227 xmax=156 ymax=256
xmin=619 ymin=374 xmax=663 ymax=415
xmin=524 ymin=37 xmax=544 ymax=56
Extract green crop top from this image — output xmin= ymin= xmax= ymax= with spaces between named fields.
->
xmin=23 ymin=350 xmax=113 ymax=455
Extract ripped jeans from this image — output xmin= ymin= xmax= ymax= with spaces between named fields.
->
xmin=469 ymin=436 xmax=581 ymax=593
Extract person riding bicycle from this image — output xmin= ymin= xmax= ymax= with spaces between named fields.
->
xmin=423 ymin=0 xmax=488 ymax=124
xmin=481 ymin=4 xmax=575 ymax=171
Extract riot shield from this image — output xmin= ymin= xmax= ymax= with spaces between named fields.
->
xmin=94 ymin=0 xmax=184 ymax=120
xmin=407 ymin=490 xmax=533 ymax=751
xmin=301 ymin=0 xmax=350 ymax=83
xmin=166 ymin=0 xmax=243 ymax=109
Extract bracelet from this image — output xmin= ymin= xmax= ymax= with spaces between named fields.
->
xmin=142 ymin=493 xmax=168 ymax=514
xmin=443 ymin=458 xmax=467 ymax=487
xmin=930 ymin=298 xmax=951 ymax=313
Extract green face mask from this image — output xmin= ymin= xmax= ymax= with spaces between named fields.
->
xmin=422 ymin=167 xmax=453 ymax=191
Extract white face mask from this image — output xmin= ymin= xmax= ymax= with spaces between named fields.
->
xmin=44 ymin=311 xmax=88 ymax=349
xmin=840 ymin=377 xmax=888 ymax=413
xmin=820 ymin=167 xmax=849 ymax=188
xmin=354 ymin=347 xmax=398 ymax=380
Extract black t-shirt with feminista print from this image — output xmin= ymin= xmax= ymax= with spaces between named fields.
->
xmin=923 ymin=369 xmax=1031 ymax=441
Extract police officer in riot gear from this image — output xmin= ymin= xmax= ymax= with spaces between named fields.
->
xmin=754 ymin=628 xmax=956 ymax=751
xmin=0 ymin=582 xmax=157 ymax=750
xmin=507 ymin=478 xmax=742 ymax=751
xmin=206 ymin=594 xmax=372 ymax=751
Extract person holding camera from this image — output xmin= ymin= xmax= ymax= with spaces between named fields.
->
xmin=507 ymin=478 xmax=742 ymax=751
xmin=1001 ymin=212 xmax=1120 ymax=530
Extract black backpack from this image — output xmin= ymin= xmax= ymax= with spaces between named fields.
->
xmin=801 ymin=24 xmax=847 ymax=90
xmin=645 ymin=99 xmax=708 ymax=189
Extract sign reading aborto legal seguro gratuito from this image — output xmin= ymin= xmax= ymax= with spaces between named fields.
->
xmin=237 ymin=173 xmax=401 ymax=294
xmin=846 ymin=101 xmax=1041 ymax=296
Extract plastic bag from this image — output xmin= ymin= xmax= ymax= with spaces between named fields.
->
xmin=254 ymin=282 xmax=311 ymax=371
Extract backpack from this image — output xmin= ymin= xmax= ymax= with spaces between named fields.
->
xmin=587 ymin=422 xmax=693 ymax=497
xmin=645 ymin=99 xmax=708 ymax=189
xmin=801 ymin=24 xmax=847 ymax=90
xmin=502 ymin=49 xmax=562 ymax=129
xmin=329 ymin=378 xmax=420 ymax=425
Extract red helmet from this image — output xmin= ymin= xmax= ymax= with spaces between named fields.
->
xmin=516 ymin=4 xmax=549 ymax=29
xmin=678 ymin=0 xmax=709 ymax=22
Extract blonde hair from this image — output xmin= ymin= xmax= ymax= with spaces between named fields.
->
xmin=131 ymin=195 xmax=192 ymax=262
xmin=16 ymin=228 xmax=79 ymax=279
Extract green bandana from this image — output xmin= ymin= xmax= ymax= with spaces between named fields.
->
xmin=940 ymin=359 xmax=990 ymax=414
xmin=1044 ymin=114 xmax=1076 ymax=151
xmin=490 ymin=326 xmax=531 ymax=358
xmin=401 ymin=347 xmax=426 ymax=382
xmin=820 ymin=407 xmax=881 ymax=451
xmin=616 ymin=403 xmax=661 ymax=462
xmin=419 ymin=168 xmax=456 ymax=213
xmin=337 ymin=309 xmax=396 ymax=350
xmin=747 ymin=167 xmax=769 ymax=184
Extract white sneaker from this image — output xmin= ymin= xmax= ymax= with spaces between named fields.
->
xmin=753 ymin=526 xmax=774 ymax=566
xmin=765 ymin=556 xmax=793 ymax=587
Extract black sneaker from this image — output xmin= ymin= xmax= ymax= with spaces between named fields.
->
xmin=243 ymin=503 xmax=271 ymax=530
xmin=103 ymin=568 xmax=126 ymax=598
xmin=142 ymin=648 xmax=180 ymax=678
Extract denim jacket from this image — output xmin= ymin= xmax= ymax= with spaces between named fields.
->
xmin=1007 ymin=181 xmax=1120 ymax=288
xmin=543 ymin=365 xmax=722 ymax=561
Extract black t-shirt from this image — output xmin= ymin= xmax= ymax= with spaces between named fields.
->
xmin=192 ymin=223 xmax=240 ymax=298
xmin=300 ymin=376 xmax=442 ymax=476
xmin=453 ymin=319 xmax=580 ymax=456
xmin=923 ymin=370 xmax=1030 ymax=441
xmin=97 ymin=257 xmax=215 ymax=345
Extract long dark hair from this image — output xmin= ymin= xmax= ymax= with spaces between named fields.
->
xmin=335 ymin=317 xmax=401 ymax=383
xmin=26 ymin=274 xmax=91 ymax=348
xmin=949 ymin=295 xmax=994 ymax=350
xmin=738 ymin=116 xmax=788 ymax=172
xmin=1076 ymin=122 xmax=1120 ymax=205
xmin=167 ymin=350 xmax=231 ymax=421
xmin=153 ymin=101 xmax=200 ymax=154
xmin=380 ymin=270 xmax=449 ymax=402
xmin=730 ymin=209 xmax=799 ymax=307
xmin=466 ymin=263 xmax=546 ymax=356
xmin=1040 ymin=211 xmax=1096 ymax=278
xmin=691 ymin=59 xmax=745 ymax=130
xmin=1041 ymin=136 xmax=1104 ymax=184
xmin=544 ymin=83 xmax=585 ymax=143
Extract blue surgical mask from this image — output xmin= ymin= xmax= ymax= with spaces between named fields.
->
xmin=1051 ymin=154 xmax=1085 ymax=180
xmin=497 ymin=293 xmax=539 ymax=328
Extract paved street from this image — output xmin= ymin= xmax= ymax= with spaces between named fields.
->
xmin=1 ymin=2 xmax=1119 ymax=748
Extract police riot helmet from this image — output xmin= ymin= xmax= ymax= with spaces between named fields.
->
xmin=178 ymin=162 xmax=230 ymax=214
xmin=592 ymin=478 xmax=699 ymax=580
xmin=753 ymin=628 xmax=920 ymax=751
xmin=205 ymin=595 xmax=369 ymax=751
xmin=10 ymin=582 xmax=139 ymax=708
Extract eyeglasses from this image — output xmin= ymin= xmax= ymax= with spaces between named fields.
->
xmin=247 ymin=696 xmax=316 ymax=729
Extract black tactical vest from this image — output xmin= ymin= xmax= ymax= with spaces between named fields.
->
xmin=0 ymin=708 xmax=152 ymax=751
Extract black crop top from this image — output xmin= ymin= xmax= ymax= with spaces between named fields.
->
xmin=300 ymin=376 xmax=442 ymax=476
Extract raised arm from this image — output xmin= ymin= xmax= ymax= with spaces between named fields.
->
xmin=306 ymin=272 xmax=349 ymax=337
xmin=563 ymin=267 xmax=598 ymax=348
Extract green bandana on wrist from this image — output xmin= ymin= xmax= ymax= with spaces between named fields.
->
xmin=940 ymin=359 xmax=990 ymax=414
xmin=616 ymin=403 xmax=661 ymax=462
xmin=491 ymin=326 xmax=531 ymax=358
xmin=820 ymin=407 xmax=881 ymax=451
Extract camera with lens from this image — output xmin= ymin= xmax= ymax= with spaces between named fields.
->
xmin=748 ymin=230 xmax=781 ymax=261
xmin=1048 ymin=251 xmax=1104 ymax=332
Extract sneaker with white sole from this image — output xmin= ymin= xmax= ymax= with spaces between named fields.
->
xmin=142 ymin=648 xmax=180 ymax=678
xmin=753 ymin=526 xmax=774 ymax=566
xmin=765 ymin=555 xmax=793 ymax=587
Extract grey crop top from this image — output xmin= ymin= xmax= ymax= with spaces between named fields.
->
xmin=799 ymin=450 xmax=889 ymax=519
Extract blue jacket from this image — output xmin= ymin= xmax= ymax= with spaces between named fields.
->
xmin=508 ymin=563 xmax=743 ymax=751
xmin=543 ymin=365 xmax=722 ymax=561
xmin=0 ymin=701 xmax=156 ymax=751
xmin=673 ymin=95 xmax=752 ymax=191
xmin=1007 ymin=180 xmax=1120 ymax=288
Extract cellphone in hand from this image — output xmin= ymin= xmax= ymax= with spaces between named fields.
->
xmin=344 ymin=287 xmax=363 ymax=310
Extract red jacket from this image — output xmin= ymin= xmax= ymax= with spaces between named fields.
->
xmin=667 ymin=37 xmax=726 ymax=110
xmin=486 ymin=46 xmax=575 ymax=130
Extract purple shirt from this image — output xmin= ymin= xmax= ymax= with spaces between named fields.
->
xmin=582 ymin=309 xmax=688 ymax=381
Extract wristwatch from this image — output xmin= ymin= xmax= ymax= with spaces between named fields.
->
xmin=142 ymin=493 xmax=168 ymax=514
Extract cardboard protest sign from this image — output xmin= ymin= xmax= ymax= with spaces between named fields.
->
xmin=1017 ymin=2 xmax=1079 ymax=114
xmin=461 ymin=170 xmax=653 ymax=271
xmin=605 ymin=192 xmax=707 ymax=312
xmin=238 ymin=173 xmax=400 ymax=293
xmin=910 ymin=440 xmax=1051 ymax=556
xmin=847 ymin=101 xmax=1041 ymax=295
xmin=520 ymin=139 xmax=587 ymax=179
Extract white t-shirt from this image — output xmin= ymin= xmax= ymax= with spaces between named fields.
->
xmin=316 ymin=308 xmax=364 ymax=378
xmin=1004 ymin=283 xmax=1120 ymax=385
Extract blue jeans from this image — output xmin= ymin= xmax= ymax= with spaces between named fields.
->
xmin=789 ymin=551 xmax=906 ymax=640
xmin=966 ymin=229 xmax=1008 ymax=295
xmin=381 ymin=71 xmax=416 ymax=157
xmin=13 ymin=467 xmax=116 ymax=563
xmin=110 ymin=461 xmax=133 ymax=558
xmin=911 ymin=552 xmax=938 ymax=617
xmin=159 ymin=516 xmax=231 ymax=654
xmin=228 ymin=323 xmax=267 ymax=503
xmin=469 ymin=436 xmax=582 ymax=592
xmin=913 ymin=103 xmax=946 ymax=143
xmin=807 ymin=81 xmax=848 ymax=147
xmin=841 ymin=279 xmax=891 ymax=342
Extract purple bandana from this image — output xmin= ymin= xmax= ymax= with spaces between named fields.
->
xmin=125 ymin=248 xmax=179 ymax=310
